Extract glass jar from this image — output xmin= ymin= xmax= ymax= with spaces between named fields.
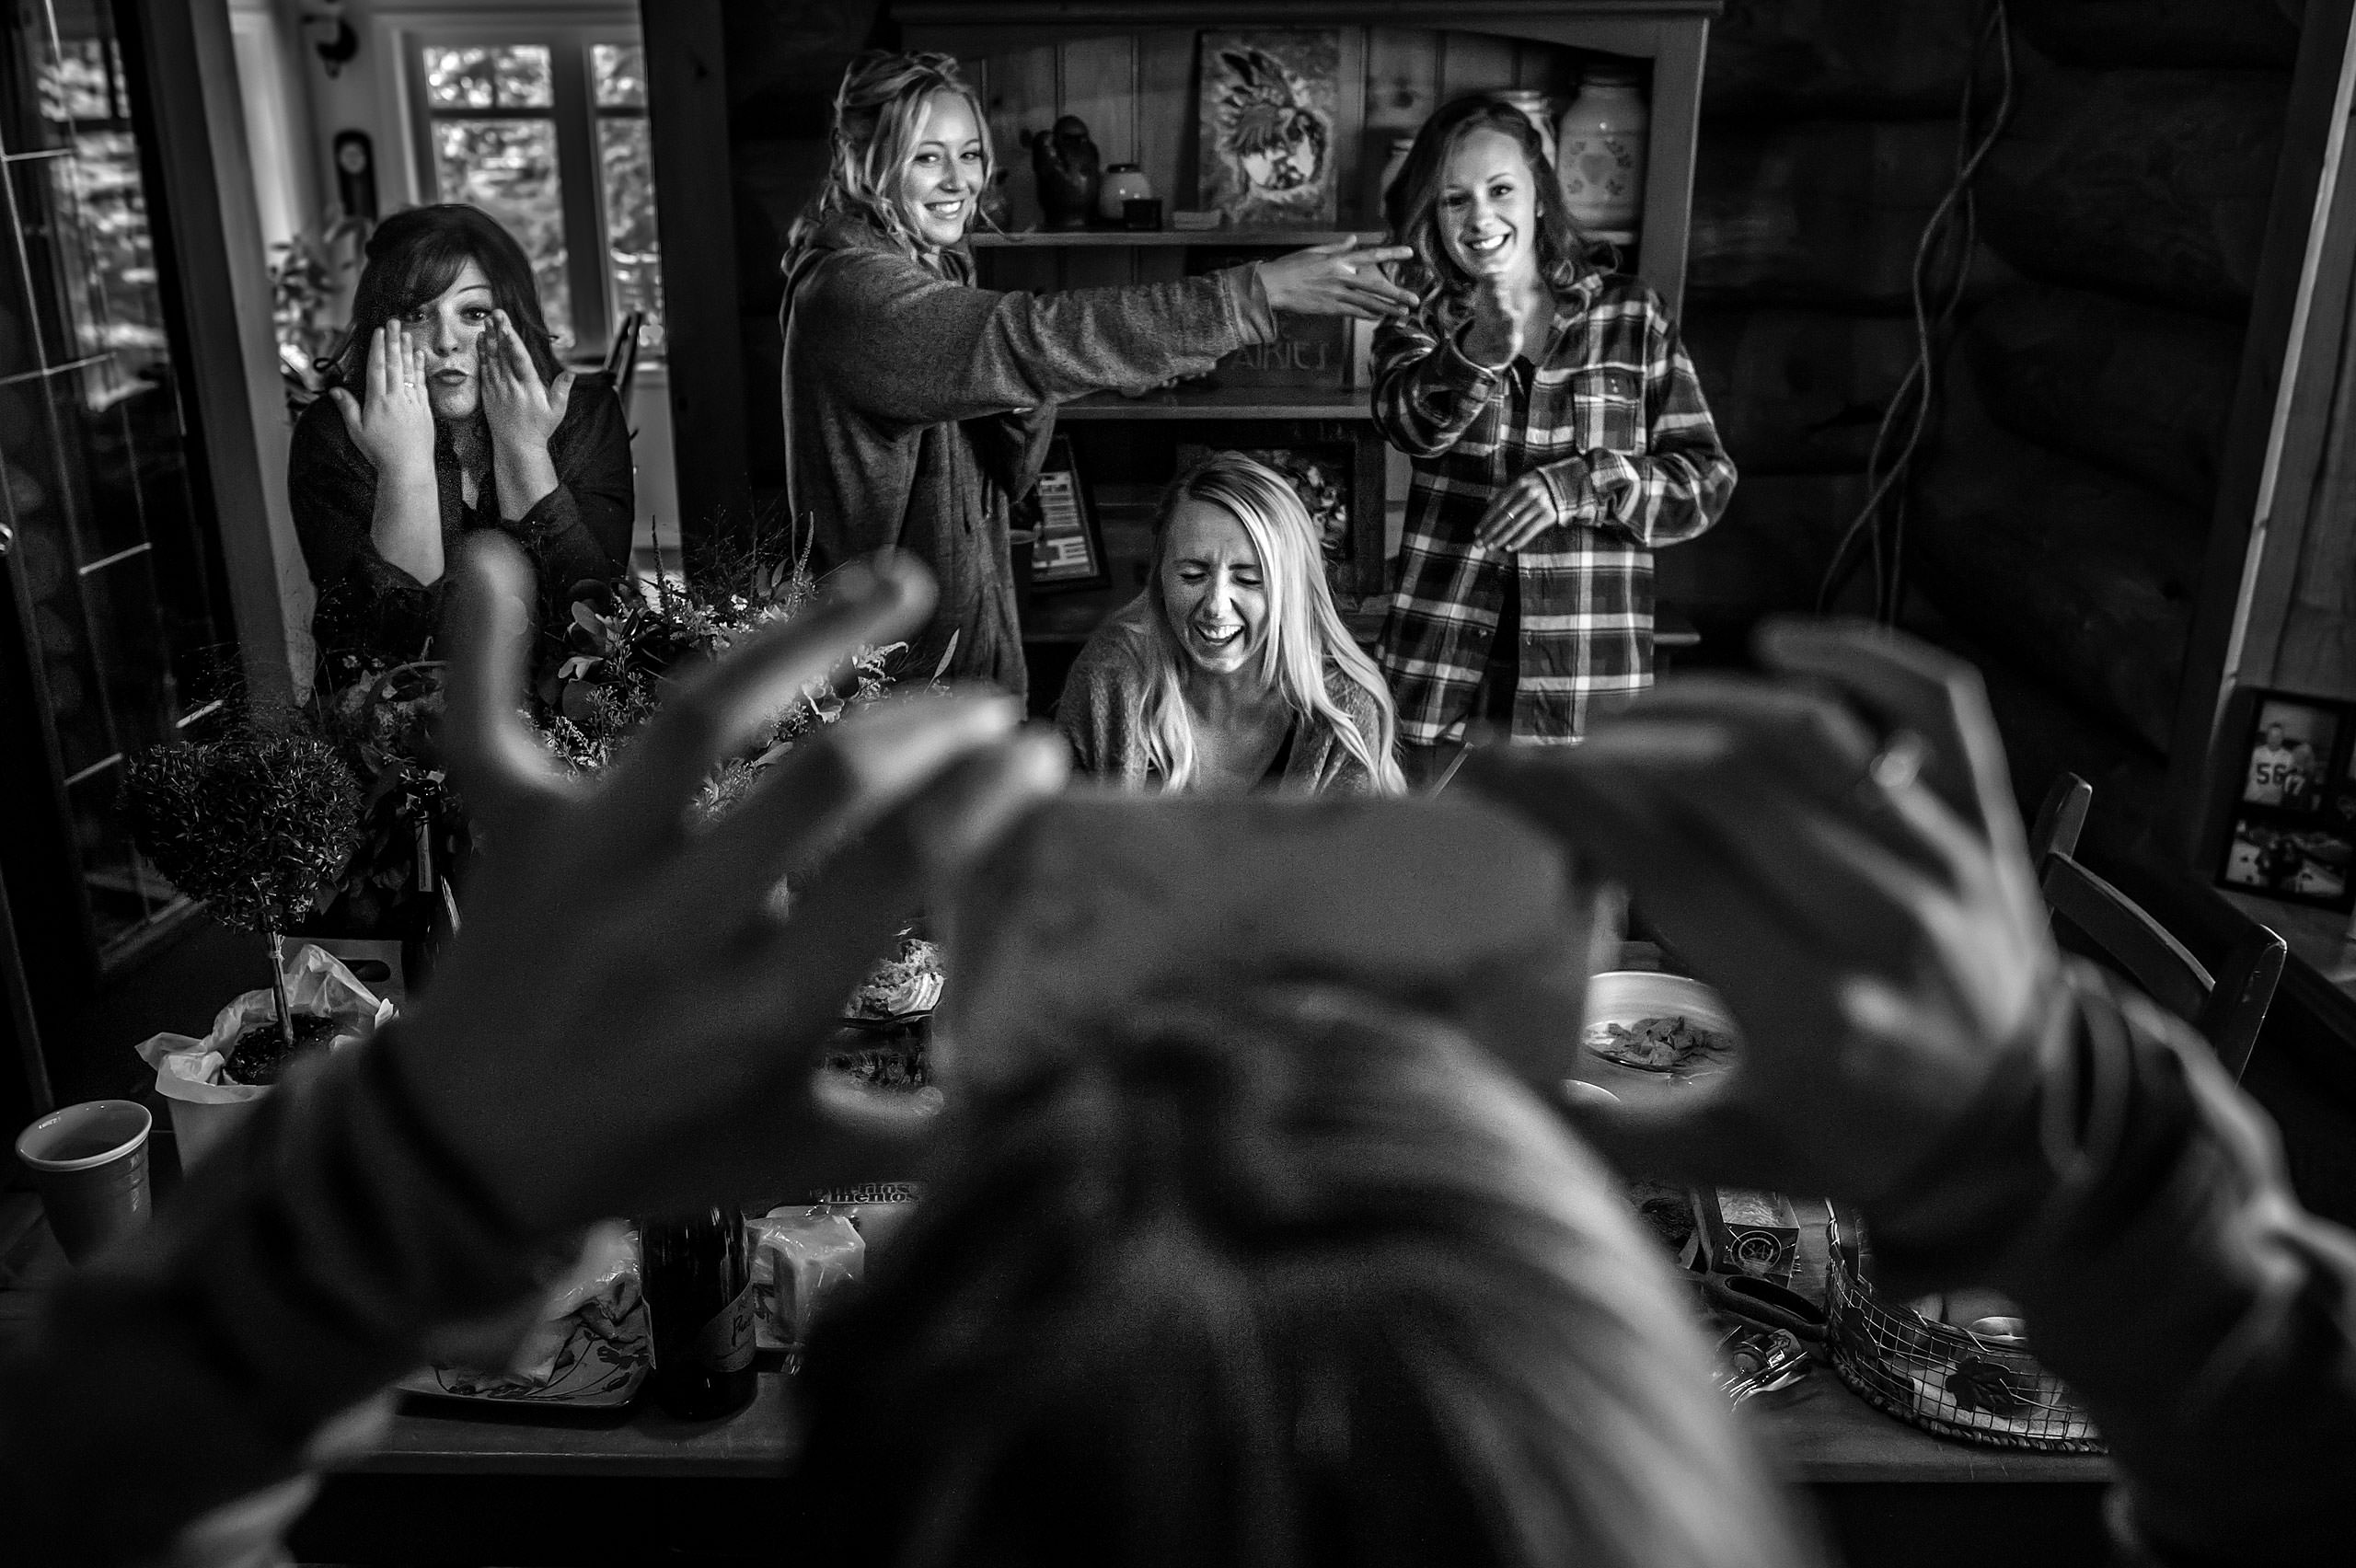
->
xmin=1556 ymin=66 xmax=1647 ymax=231
xmin=1097 ymin=163 xmax=1154 ymax=224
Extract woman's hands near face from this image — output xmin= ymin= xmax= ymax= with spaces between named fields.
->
xmin=1461 ymin=272 xmax=1524 ymax=369
xmin=479 ymin=309 xmax=573 ymax=456
xmin=1255 ymin=236 xmax=1419 ymax=320
xmin=1462 ymin=620 xmax=2063 ymax=1207
xmin=1475 ymin=470 xmax=1562 ymax=552
xmin=394 ymin=538 xmax=1068 ymax=1237
xmin=329 ymin=323 xmax=436 ymax=480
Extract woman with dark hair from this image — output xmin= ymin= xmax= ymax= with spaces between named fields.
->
xmin=1373 ymin=96 xmax=1733 ymax=763
xmin=291 ymin=203 xmax=633 ymax=674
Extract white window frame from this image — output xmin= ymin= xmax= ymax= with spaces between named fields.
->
xmin=372 ymin=6 xmax=648 ymax=360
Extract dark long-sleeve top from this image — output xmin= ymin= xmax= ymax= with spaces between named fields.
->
xmin=1371 ymin=271 xmax=1734 ymax=746
xmin=2 ymin=968 xmax=2350 ymax=1563
xmin=780 ymin=218 xmax=1276 ymax=701
xmin=290 ymin=373 xmax=634 ymax=673
xmin=1056 ymin=596 xmax=1391 ymax=794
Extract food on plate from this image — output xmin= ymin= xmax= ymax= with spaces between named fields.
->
xmin=1584 ymin=1013 xmax=1733 ymax=1073
xmin=848 ymin=933 xmax=943 ymax=1020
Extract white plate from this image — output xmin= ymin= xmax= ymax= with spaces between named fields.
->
xmin=1571 ymin=971 xmax=1741 ymax=1098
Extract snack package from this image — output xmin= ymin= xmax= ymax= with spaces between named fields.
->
xmin=749 ymin=1207 xmax=865 ymax=1360
xmin=134 ymin=944 xmax=395 ymax=1168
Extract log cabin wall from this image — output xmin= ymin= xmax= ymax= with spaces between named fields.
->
xmin=1675 ymin=0 xmax=2304 ymax=843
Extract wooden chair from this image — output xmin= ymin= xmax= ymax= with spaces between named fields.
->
xmin=602 ymin=309 xmax=646 ymax=408
xmin=2040 ymin=848 xmax=2286 ymax=1083
xmin=2027 ymin=772 xmax=2093 ymax=866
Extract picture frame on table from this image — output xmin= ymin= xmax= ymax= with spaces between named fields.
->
xmin=1019 ymin=435 xmax=1111 ymax=595
xmin=2214 ymin=689 xmax=2356 ymax=911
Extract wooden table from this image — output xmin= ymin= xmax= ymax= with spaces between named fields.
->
xmin=4 ymin=1147 xmax=2109 ymax=1567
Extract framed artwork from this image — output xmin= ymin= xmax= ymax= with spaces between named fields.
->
xmin=1196 ymin=31 xmax=1341 ymax=228
xmin=1177 ymin=427 xmax=1386 ymax=601
xmin=2215 ymin=690 xmax=2356 ymax=909
xmin=1021 ymin=435 xmax=1110 ymax=594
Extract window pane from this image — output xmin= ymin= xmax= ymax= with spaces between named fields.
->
xmin=423 ymin=46 xmax=495 ymax=110
xmin=593 ymin=43 xmax=645 ymax=109
xmin=491 ymin=44 xmax=554 ymax=108
xmin=597 ymin=116 xmax=663 ymax=355
xmin=432 ymin=119 xmax=572 ymax=342
xmin=423 ymin=44 xmax=550 ymax=110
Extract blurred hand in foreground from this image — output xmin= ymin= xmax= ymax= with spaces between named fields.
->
xmin=395 ymin=536 xmax=1068 ymax=1237
xmin=1463 ymin=618 xmax=2064 ymax=1205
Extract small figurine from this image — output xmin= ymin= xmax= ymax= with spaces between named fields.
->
xmin=1032 ymin=114 xmax=1101 ymax=230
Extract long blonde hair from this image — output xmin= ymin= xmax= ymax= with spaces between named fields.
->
xmin=1122 ymin=454 xmax=1403 ymax=792
xmin=781 ymin=51 xmax=992 ymax=280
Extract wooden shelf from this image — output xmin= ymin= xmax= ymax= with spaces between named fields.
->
xmin=973 ymin=228 xmax=1382 ymax=248
xmin=1057 ymin=385 xmax=1370 ymax=421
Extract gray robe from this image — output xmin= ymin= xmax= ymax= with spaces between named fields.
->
xmin=780 ymin=219 xmax=1275 ymax=698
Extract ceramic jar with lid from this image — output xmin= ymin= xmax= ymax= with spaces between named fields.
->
xmin=1487 ymin=89 xmax=1557 ymax=172
xmin=1097 ymin=163 xmax=1154 ymax=224
xmin=1556 ymin=66 xmax=1647 ymax=231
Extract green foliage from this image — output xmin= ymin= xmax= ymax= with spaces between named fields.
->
xmin=303 ymin=657 xmax=460 ymax=938
xmin=271 ymin=211 xmax=369 ymax=391
xmin=537 ymin=514 xmax=907 ymax=803
xmin=121 ymin=732 xmax=364 ymax=940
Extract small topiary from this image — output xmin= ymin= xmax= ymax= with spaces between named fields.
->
xmin=122 ymin=730 xmax=364 ymax=1076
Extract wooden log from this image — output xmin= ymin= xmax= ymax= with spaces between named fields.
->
xmin=1681 ymin=307 xmax=1923 ymax=475
xmin=1980 ymin=66 xmax=2288 ymax=317
xmin=1657 ymin=472 xmax=1874 ymax=616
xmin=1910 ymin=363 xmax=2207 ymax=750
xmin=2012 ymin=0 xmax=2300 ymax=70
xmin=1900 ymin=604 xmax=2170 ymax=843
xmin=1690 ymin=121 xmax=2020 ymax=308
xmin=1960 ymin=282 xmax=2246 ymax=508
xmin=1703 ymin=0 xmax=1982 ymax=119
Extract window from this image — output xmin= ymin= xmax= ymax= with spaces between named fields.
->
xmin=409 ymin=32 xmax=663 ymax=360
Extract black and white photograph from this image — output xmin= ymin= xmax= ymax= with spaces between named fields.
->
xmin=4 ymin=6 xmax=2352 ymax=1567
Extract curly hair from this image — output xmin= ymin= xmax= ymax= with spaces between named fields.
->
xmin=781 ymin=51 xmax=993 ymax=281
xmin=324 ymin=203 xmax=561 ymax=391
xmin=1383 ymin=96 xmax=1603 ymax=340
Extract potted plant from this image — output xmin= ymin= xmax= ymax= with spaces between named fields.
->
xmin=121 ymin=728 xmax=369 ymax=1087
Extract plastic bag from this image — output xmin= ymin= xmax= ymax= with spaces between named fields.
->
xmin=133 ymin=943 xmax=394 ymax=1167
xmin=749 ymin=1207 xmax=864 ymax=1361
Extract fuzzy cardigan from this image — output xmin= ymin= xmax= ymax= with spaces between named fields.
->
xmin=1056 ymin=597 xmax=1390 ymax=794
xmin=780 ymin=219 xmax=1275 ymax=699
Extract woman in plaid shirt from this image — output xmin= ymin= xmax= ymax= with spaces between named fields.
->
xmin=1373 ymin=97 xmax=1734 ymax=762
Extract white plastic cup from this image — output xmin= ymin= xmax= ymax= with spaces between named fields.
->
xmin=17 ymin=1100 xmax=152 ymax=1263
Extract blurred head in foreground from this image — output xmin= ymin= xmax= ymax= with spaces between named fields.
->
xmin=795 ymin=983 xmax=1806 ymax=1568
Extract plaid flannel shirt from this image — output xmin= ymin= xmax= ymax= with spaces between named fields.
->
xmin=1373 ymin=271 xmax=1734 ymax=746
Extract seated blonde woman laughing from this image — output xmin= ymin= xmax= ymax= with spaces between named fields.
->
xmin=1057 ymin=454 xmax=1403 ymax=794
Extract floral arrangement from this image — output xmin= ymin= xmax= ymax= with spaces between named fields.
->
xmin=121 ymin=731 xmax=364 ymax=1060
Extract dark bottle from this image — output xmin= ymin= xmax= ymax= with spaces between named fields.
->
xmin=641 ymin=1204 xmax=757 ymax=1420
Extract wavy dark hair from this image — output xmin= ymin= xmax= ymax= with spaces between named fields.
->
xmin=324 ymin=203 xmax=561 ymax=392
xmin=793 ymin=984 xmax=1809 ymax=1568
xmin=1384 ymin=96 xmax=1600 ymax=339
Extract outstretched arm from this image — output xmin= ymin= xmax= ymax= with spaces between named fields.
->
xmin=1463 ymin=621 xmax=2356 ymax=1567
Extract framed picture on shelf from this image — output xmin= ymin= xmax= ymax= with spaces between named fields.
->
xmin=1197 ymin=30 xmax=1341 ymax=228
xmin=1020 ymin=435 xmax=1110 ymax=594
xmin=2214 ymin=689 xmax=2356 ymax=910
xmin=1178 ymin=424 xmax=1385 ymax=603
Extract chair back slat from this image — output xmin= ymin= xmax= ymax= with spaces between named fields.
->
xmin=2027 ymin=774 xmax=2093 ymax=866
xmin=2042 ymin=854 xmax=2212 ymax=1022
xmin=2194 ymin=924 xmax=2288 ymax=1083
